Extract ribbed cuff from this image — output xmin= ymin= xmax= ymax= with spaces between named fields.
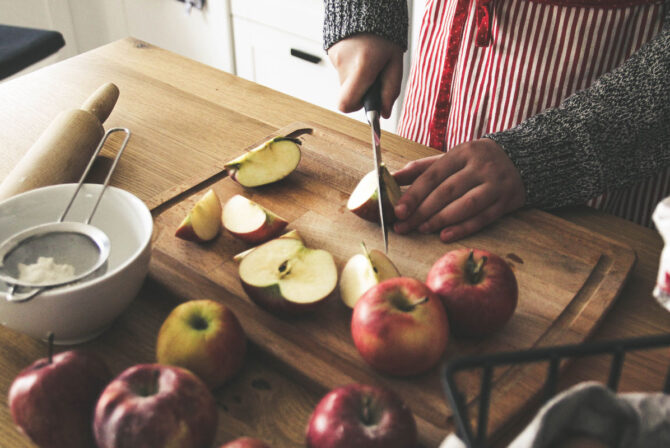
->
xmin=323 ymin=0 xmax=408 ymax=51
xmin=485 ymin=115 xmax=602 ymax=210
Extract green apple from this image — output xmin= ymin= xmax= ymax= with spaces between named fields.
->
xmin=238 ymin=237 xmax=338 ymax=314
xmin=339 ymin=242 xmax=401 ymax=308
xmin=222 ymin=194 xmax=288 ymax=244
xmin=225 ymin=134 xmax=305 ymax=187
xmin=175 ymin=189 xmax=222 ymax=242
xmin=156 ymin=300 xmax=246 ymax=389
xmin=347 ymin=165 xmax=401 ymax=224
xmin=233 ymin=229 xmax=303 ymax=263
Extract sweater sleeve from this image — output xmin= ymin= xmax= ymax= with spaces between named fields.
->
xmin=486 ymin=4 xmax=670 ymax=210
xmin=323 ymin=0 xmax=408 ymax=51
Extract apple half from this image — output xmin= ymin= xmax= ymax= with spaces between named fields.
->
xmin=238 ymin=237 xmax=337 ymax=314
xmin=347 ymin=164 xmax=401 ymax=224
xmin=225 ymin=130 xmax=311 ymax=187
xmin=339 ymin=242 xmax=401 ymax=308
xmin=222 ymin=194 xmax=288 ymax=244
xmin=233 ymin=229 xmax=303 ymax=263
xmin=175 ymin=189 xmax=223 ymax=242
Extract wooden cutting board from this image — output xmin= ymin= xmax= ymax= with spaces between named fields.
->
xmin=150 ymin=122 xmax=636 ymax=446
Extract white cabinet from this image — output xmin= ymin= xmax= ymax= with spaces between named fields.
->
xmin=231 ymin=0 xmax=412 ymax=133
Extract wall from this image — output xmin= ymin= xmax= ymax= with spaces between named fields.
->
xmin=0 ymin=0 xmax=235 ymax=79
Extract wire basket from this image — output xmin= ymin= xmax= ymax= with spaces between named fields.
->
xmin=441 ymin=333 xmax=670 ymax=447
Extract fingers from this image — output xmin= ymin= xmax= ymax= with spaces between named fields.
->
xmin=380 ymin=52 xmax=403 ymax=119
xmin=327 ymin=34 xmax=404 ymax=114
xmin=438 ymin=201 xmax=508 ymax=243
xmin=394 ymin=154 xmax=466 ymax=221
xmin=418 ymin=184 xmax=501 ymax=235
xmin=392 ymin=156 xmax=441 ymax=185
xmin=394 ymin=168 xmax=479 ymax=232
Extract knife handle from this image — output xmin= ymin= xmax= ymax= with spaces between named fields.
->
xmin=363 ymin=76 xmax=382 ymax=114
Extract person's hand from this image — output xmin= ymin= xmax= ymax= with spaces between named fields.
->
xmin=392 ymin=138 xmax=526 ymax=242
xmin=327 ymin=33 xmax=403 ymax=118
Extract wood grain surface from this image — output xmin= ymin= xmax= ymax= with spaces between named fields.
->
xmin=150 ymin=122 xmax=636 ymax=445
xmin=1 ymin=38 xmax=670 ymax=448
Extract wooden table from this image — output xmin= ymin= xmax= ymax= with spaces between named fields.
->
xmin=1 ymin=38 xmax=669 ymax=447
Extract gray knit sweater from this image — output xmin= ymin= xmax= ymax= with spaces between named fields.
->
xmin=323 ymin=0 xmax=670 ymax=211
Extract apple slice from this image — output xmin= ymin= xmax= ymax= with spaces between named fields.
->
xmin=222 ymin=194 xmax=288 ymax=245
xmin=339 ymin=242 xmax=401 ymax=308
xmin=238 ymin=237 xmax=337 ymax=314
xmin=233 ymin=229 xmax=303 ymax=263
xmin=347 ymin=164 xmax=401 ymax=224
xmin=175 ymin=189 xmax=222 ymax=242
xmin=225 ymin=133 xmax=306 ymax=187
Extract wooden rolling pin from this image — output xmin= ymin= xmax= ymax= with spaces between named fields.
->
xmin=0 ymin=82 xmax=120 ymax=201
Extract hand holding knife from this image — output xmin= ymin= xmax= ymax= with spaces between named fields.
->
xmin=363 ymin=77 xmax=389 ymax=253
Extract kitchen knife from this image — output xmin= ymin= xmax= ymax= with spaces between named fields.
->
xmin=363 ymin=76 xmax=388 ymax=253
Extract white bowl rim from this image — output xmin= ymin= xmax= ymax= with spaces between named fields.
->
xmin=0 ymin=183 xmax=153 ymax=300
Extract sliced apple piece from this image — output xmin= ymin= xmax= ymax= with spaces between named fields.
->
xmin=239 ymin=237 xmax=337 ymax=315
xmin=233 ymin=229 xmax=303 ymax=263
xmin=222 ymin=194 xmax=288 ymax=244
xmin=339 ymin=242 xmax=401 ymax=308
xmin=347 ymin=164 xmax=401 ymax=224
xmin=225 ymin=134 xmax=305 ymax=187
xmin=175 ymin=189 xmax=222 ymax=242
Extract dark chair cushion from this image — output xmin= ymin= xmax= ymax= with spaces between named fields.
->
xmin=0 ymin=24 xmax=65 ymax=79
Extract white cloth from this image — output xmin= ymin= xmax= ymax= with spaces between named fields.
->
xmin=440 ymin=381 xmax=670 ymax=448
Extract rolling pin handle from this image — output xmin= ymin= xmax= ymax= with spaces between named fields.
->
xmin=80 ymin=82 xmax=119 ymax=124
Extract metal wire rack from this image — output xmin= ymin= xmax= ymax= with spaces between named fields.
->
xmin=441 ymin=333 xmax=670 ymax=448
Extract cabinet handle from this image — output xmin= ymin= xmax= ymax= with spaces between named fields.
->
xmin=290 ymin=49 xmax=321 ymax=64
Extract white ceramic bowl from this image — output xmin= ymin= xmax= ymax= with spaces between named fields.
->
xmin=0 ymin=184 xmax=152 ymax=344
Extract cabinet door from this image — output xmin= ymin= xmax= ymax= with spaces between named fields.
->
xmin=233 ymin=17 xmax=401 ymax=132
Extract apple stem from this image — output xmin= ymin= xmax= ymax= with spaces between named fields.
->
xmin=466 ymin=250 xmax=487 ymax=284
xmin=47 ymin=332 xmax=54 ymax=364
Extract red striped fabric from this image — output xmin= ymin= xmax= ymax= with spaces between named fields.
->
xmin=397 ymin=0 xmax=666 ymax=226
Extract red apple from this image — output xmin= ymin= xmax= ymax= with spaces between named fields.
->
xmin=347 ymin=165 xmax=401 ymax=224
xmin=156 ymin=299 xmax=247 ymax=389
xmin=8 ymin=341 xmax=112 ymax=448
xmin=426 ymin=248 xmax=518 ymax=338
xmin=222 ymin=194 xmax=288 ymax=244
xmin=305 ymin=383 xmax=417 ymax=448
xmin=93 ymin=364 xmax=218 ymax=448
xmin=175 ymin=189 xmax=223 ymax=242
xmin=238 ymin=237 xmax=338 ymax=315
xmin=220 ymin=437 xmax=272 ymax=448
xmin=351 ymin=277 xmax=449 ymax=376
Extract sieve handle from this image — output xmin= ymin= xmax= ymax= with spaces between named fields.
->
xmin=59 ymin=127 xmax=132 ymax=224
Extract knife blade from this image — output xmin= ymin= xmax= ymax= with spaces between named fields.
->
xmin=363 ymin=77 xmax=388 ymax=253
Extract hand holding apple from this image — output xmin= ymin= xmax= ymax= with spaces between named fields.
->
xmin=426 ymin=248 xmax=518 ymax=338
xmin=305 ymin=383 xmax=417 ymax=448
xmin=351 ymin=277 xmax=449 ymax=376
xmin=347 ymin=165 xmax=401 ymax=224
xmin=8 ymin=335 xmax=112 ymax=448
xmin=94 ymin=364 xmax=218 ymax=448
xmin=156 ymin=299 xmax=246 ymax=389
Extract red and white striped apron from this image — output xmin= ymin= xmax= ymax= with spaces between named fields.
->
xmin=398 ymin=0 xmax=667 ymax=226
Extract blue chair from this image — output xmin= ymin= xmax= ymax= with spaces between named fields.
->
xmin=0 ymin=24 xmax=65 ymax=80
